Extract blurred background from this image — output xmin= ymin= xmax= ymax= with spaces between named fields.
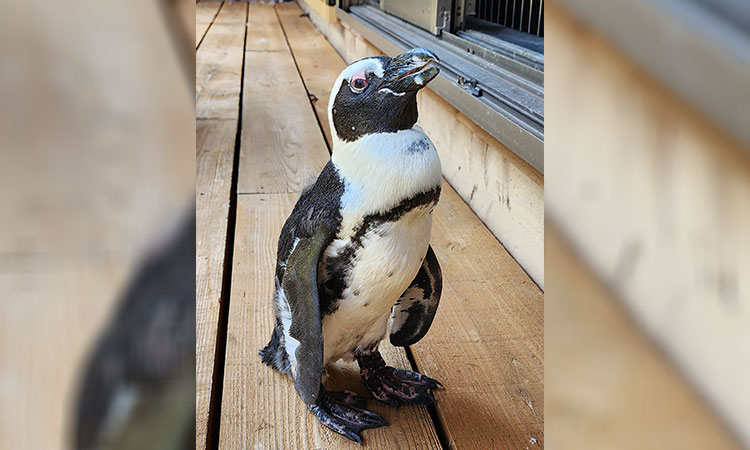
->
xmin=0 ymin=0 xmax=195 ymax=448
xmin=546 ymin=0 xmax=748 ymax=448
xmin=0 ymin=0 xmax=747 ymax=449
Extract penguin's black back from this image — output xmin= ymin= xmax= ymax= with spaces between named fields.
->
xmin=274 ymin=161 xmax=346 ymax=285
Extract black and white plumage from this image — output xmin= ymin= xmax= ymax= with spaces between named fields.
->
xmin=260 ymin=48 xmax=444 ymax=443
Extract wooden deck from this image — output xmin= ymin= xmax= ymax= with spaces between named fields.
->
xmin=196 ymin=2 xmax=544 ymax=448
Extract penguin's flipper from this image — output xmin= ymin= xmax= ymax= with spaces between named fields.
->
xmin=282 ymin=224 xmax=335 ymax=405
xmin=389 ymin=245 xmax=442 ymax=347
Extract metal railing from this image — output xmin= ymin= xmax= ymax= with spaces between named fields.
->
xmin=475 ymin=0 xmax=544 ymax=36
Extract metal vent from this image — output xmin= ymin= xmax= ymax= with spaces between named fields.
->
xmin=474 ymin=0 xmax=544 ymax=36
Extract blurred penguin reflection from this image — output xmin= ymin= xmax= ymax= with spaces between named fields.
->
xmin=72 ymin=211 xmax=195 ymax=450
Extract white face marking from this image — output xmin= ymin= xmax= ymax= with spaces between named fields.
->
xmin=378 ymin=88 xmax=405 ymax=97
xmin=327 ymin=58 xmax=387 ymax=143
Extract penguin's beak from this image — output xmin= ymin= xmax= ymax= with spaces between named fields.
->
xmin=377 ymin=48 xmax=440 ymax=94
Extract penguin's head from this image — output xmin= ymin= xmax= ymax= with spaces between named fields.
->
xmin=328 ymin=48 xmax=439 ymax=144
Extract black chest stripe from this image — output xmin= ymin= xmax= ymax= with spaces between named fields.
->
xmin=319 ymin=186 xmax=441 ymax=315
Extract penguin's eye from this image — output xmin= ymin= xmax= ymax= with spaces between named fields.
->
xmin=350 ymin=76 xmax=368 ymax=93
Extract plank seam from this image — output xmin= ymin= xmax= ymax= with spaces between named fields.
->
xmin=236 ymin=191 xmax=297 ymax=196
xmin=204 ymin=3 xmax=248 ymax=449
xmin=404 ymin=346 xmax=452 ymax=450
xmin=197 ymin=1 xmax=224 ymax=51
xmin=197 ymin=117 xmax=238 ymax=121
xmin=245 ymin=49 xmax=288 ymax=53
xmin=274 ymin=4 xmax=332 ymax=153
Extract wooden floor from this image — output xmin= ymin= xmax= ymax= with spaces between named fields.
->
xmin=196 ymin=2 xmax=544 ymax=449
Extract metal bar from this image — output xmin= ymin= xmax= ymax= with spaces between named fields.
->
xmin=557 ymin=0 xmax=750 ymax=150
xmin=537 ymin=0 xmax=543 ymax=35
xmin=504 ymin=0 xmax=509 ymax=25
xmin=520 ymin=0 xmax=525 ymax=31
xmin=512 ymin=0 xmax=516 ymax=28
xmin=528 ymin=0 xmax=533 ymax=32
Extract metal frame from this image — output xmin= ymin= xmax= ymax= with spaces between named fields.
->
xmin=336 ymin=4 xmax=545 ymax=173
xmin=558 ymin=0 xmax=750 ymax=149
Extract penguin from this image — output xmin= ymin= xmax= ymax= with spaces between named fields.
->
xmin=260 ymin=48 xmax=444 ymax=443
xmin=74 ymin=209 xmax=195 ymax=450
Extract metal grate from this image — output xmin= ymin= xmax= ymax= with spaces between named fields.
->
xmin=475 ymin=0 xmax=544 ymax=36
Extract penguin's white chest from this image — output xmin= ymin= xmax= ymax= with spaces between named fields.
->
xmin=321 ymin=205 xmax=433 ymax=365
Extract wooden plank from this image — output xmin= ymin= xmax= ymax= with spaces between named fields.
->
xmin=237 ymin=52 xmax=329 ymax=194
xmin=275 ymin=2 xmax=348 ymax=146
xmin=196 ymin=1 xmax=223 ymax=48
xmin=410 ymin=185 xmax=545 ymax=449
xmin=196 ymin=2 xmax=247 ymax=119
xmin=196 ymin=119 xmax=239 ymax=448
xmin=246 ymin=2 xmax=288 ymax=52
xmin=195 ymin=3 xmax=247 ymax=447
xmin=545 ymin=225 xmax=741 ymax=449
xmin=0 ymin=0 xmax=194 ymax=447
xmin=237 ymin=4 xmax=329 ymax=194
xmin=218 ymin=194 xmax=441 ymax=449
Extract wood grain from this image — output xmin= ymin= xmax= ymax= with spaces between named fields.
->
xmin=246 ymin=2 xmax=288 ymax=52
xmin=218 ymin=194 xmax=441 ymax=450
xmin=411 ymin=185 xmax=545 ymax=449
xmin=196 ymin=1 xmax=247 ymax=119
xmin=196 ymin=119 xmax=239 ymax=449
xmin=196 ymin=1 xmax=223 ymax=49
xmin=237 ymin=4 xmax=329 ymax=194
xmin=0 ymin=0 xmax=193 ymax=447
xmin=275 ymin=2 xmax=347 ymax=147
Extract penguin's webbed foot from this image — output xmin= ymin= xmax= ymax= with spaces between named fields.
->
xmin=360 ymin=365 xmax=442 ymax=407
xmin=357 ymin=349 xmax=442 ymax=408
xmin=309 ymin=389 xmax=388 ymax=443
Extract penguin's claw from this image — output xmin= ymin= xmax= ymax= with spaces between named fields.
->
xmin=360 ymin=366 xmax=442 ymax=407
xmin=309 ymin=390 xmax=388 ymax=443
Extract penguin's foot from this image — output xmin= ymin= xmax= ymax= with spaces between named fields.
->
xmin=309 ymin=389 xmax=388 ymax=443
xmin=326 ymin=389 xmax=368 ymax=409
xmin=357 ymin=349 xmax=442 ymax=407
xmin=360 ymin=365 xmax=442 ymax=407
